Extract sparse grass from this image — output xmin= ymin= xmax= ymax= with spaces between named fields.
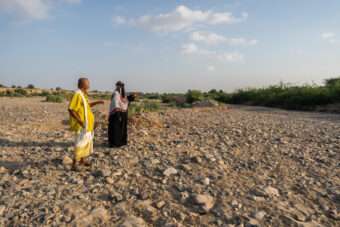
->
xmin=128 ymin=100 xmax=161 ymax=117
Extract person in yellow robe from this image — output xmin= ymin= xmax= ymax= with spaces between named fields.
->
xmin=68 ymin=78 xmax=104 ymax=170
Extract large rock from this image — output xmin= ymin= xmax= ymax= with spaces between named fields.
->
xmin=119 ymin=215 xmax=147 ymax=227
xmin=134 ymin=200 xmax=158 ymax=222
xmin=163 ymin=167 xmax=178 ymax=177
xmin=264 ymin=186 xmax=280 ymax=197
xmin=72 ymin=207 xmax=110 ymax=227
xmin=191 ymin=194 xmax=215 ymax=213
xmin=192 ymin=100 xmax=219 ymax=108
xmin=62 ymin=155 xmax=73 ymax=166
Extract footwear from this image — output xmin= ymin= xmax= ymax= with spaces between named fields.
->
xmin=80 ymin=158 xmax=91 ymax=167
xmin=83 ymin=161 xmax=91 ymax=167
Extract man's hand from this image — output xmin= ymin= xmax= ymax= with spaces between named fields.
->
xmin=78 ymin=120 xmax=85 ymax=129
xmin=90 ymin=100 xmax=105 ymax=107
xmin=69 ymin=109 xmax=85 ymax=128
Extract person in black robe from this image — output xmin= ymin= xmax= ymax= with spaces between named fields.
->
xmin=108 ymin=81 xmax=135 ymax=147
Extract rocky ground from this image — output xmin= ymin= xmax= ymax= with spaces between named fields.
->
xmin=0 ymin=97 xmax=339 ymax=227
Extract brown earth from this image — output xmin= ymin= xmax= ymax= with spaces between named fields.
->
xmin=0 ymin=97 xmax=339 ymax=227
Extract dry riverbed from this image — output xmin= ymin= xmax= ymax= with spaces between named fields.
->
xmin=0 ymin=97 xmax=339 ymax=227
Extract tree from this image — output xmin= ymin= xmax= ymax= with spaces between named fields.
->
xmin=185 ymin=90 xmax=204 ymax=103
xmin=27 ymin=84 xmax=35 ymax=89
xmin=325 ymin=77 xmax=340 ymax=87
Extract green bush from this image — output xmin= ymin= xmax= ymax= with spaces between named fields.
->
xmin=143 ymin=93 xmax=162 ymax=100
xmin=14 ymin=88 xmax=28 ymax=96
xmin=40 ymin=91 xmax=50 ymax=97
xmin=46 ymin=94 xmax=64 ymax=103
xmin=128 ymin=100 xmax=161 ymax=117
xmin=222 ymin=78 xmax=340 ymax=110
xmin=325 ymin=77 xmax=340 ymax=87
xmin=128 ymin=103 xmax=143 ymax=117
xmin=185 ymin=90 xmax=204 ymax=103
xmin=27 ymin=84 xmax=35 ymax=89
xmin=143 ymin=100 xmax=160 ymax=112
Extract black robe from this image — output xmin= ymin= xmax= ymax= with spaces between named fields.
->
xmin=108 ymin=94 xmax=135 ymax=147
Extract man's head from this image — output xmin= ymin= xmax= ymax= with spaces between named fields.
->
xmin=78 ymin=78 xmax=90 ymax=91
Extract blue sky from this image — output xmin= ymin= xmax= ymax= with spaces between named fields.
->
xmin=0 ymin=0 xmax=340 ymax=92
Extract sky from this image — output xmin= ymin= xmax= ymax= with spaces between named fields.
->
xmin=0 ymin=0 xmax=340 ymax=92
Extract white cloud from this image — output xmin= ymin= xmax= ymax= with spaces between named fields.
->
xmin=0 ymin=0 xmax=81 ymax=20
xmin=63 ymin=0 xmax=81 ymax=3
xmin=190 ymin=31 xmax=258 ymax=46
xmin=181 ymin=42 xmax=243 ymax=62
xmin=321 ymin=32 xmax=335 ymax=39
xmin=207 ymin=65 xmax=215 ymax=71
xmin=115 ymin=5 xmax=248 ymax=33
xmin=181 ymin=43 xmax=199 ymax=54
xmin=321 ymin=32 xmax=338 ymax=44
xmin=112 ymin=16 xmax=126 ymax=25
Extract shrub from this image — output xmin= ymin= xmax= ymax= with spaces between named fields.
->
xmin=128 ymin=103 xmax=143 ymax=117
xmin=325 ymin=77 xmax=340 ymax=87
xmin=143 ymin=100 xmax=161 ymax=112
xmin=27 ymin=84 xmax=35 ymax=89
xmin=185 ymin=90 xmax=204 ymax=103
xmin=56 ymin=87 xmax=62 ymax=91
xmin=14 ymin=88 xmax=28 ymax=96
xmin=46 ymin=94 xmax=64 ymax=103
xmin=40 ymin=90 xmax=50 ymax=97
xmin=143 ymin=93 xmax=162 ymax=100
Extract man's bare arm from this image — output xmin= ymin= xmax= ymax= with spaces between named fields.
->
xmin=68 ymin=109 xmax=84 ymax=128
xmin=89 ymin=100 xmax=104 ymax=107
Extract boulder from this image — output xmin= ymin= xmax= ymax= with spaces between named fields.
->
xmin=191 ymin=194 xmax=215 ymax=213
xmin=192 ymin=100 xmax=219 ymax=108
xmin=119 ymin=215 xmax=147 ymax=227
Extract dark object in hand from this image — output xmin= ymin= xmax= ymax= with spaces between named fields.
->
xmin=127 ymin=94 xmax=136 ymax=102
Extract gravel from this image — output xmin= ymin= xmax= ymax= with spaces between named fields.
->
xmin=0 ymin=97 xmax=339 ymax=226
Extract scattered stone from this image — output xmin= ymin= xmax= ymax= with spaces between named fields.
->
xmin=191 ymin=156 xmax=202 ymax=164
xmin=264 ymin=186 xmax=280 ymax=197
xmin=163 ymin=167 xmax=178 ymax=177
xmin=134 ymin=200 xmax=158 ymax=222
xmin=255 ymin=211 xmax=266 ymax=220
xmin=191 ymin=194 xmax=215 ymax=213
xmin=119 ymin=215 xmax=147 ymax=227
xmin=202 ymin=177 xmax=210 ymax=185
xmin=0 ymin=205 xmax=5 ymax=216
xmin=105 ymin=177 xmax=114 ymax=184
xmin=156 ymin=201 xmax=166 ymax=209
xmin=0 ymin=166 xmax=8 ymax=174
xmin=62 ymin=155 xmax=73 ymax=166
xmin=0 ymin=98 xmax=337 ymax=227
